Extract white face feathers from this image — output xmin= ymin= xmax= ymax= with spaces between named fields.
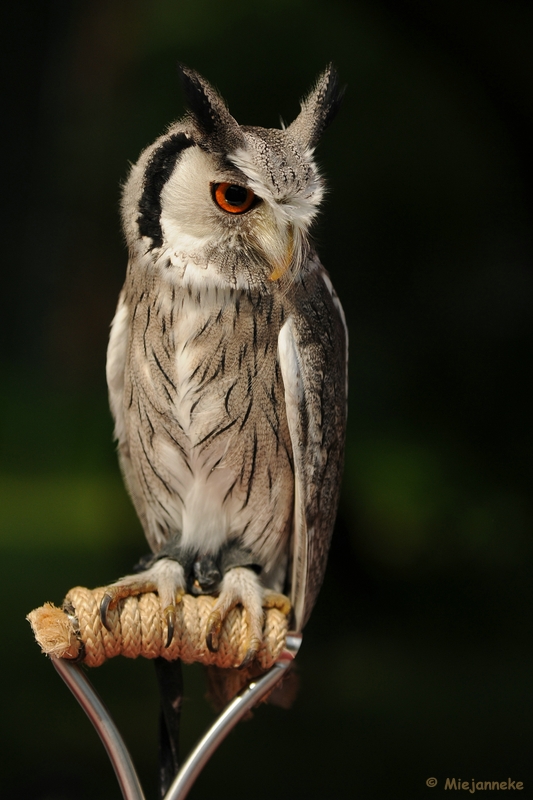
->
xmin=121 ymin=65 xmax=344 ymax=290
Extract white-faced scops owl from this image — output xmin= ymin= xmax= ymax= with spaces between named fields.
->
xmin=102 ymin=65 xmax=348 ymax=667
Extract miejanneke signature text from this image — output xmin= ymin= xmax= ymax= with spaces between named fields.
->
xmin=444 ymin=779 xmax=523 ymax=792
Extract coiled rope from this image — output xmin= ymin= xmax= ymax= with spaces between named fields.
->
xmin=27 ymin=586 xmax=288 ymax=670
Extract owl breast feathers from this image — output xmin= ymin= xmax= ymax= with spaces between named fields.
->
xmin=105 ymin=65 xmax=347 ymax=650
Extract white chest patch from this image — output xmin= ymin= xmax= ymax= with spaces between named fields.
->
xmin=158 ymin=287 xmax=243 ymax=553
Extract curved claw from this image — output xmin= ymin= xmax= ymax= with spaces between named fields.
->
xmin=100 ymin=593 xmax=114 ymax=631
xmin=206 ymin=611 xmax=222 ymax=653
xmin=164 ymin=605 xmax=176 ymax=648
xmin=238 ymin=647 xmax=259 ymax=670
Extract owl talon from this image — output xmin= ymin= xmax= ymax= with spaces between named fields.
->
xmin=204 ymin=567 xmax=265 ymax=666
xmin=100 ymin=592 xmax=114 ymax=631
xmin=164 ymin=605 xmax=176 ymax=647
xmin=206 ymin=611 xmax=222 ymax=653
xmin=101 ymin=558 xmax=186 ymax=640
xmin=238 ymin=646 xmax=259 ymax=670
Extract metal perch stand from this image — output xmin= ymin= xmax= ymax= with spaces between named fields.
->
xmin=52 ymin=635 xmax=301 ymax=800
xmin=28 ymin=587 xmax=300 ymax=800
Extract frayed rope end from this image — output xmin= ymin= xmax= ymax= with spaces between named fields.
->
xmin=26 ymin=602 xmax=81 ymax=660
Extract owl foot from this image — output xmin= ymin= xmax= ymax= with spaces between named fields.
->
xmin=205 ymin=568 xmax=291 ymax=668
xmin=100 ymin=558 xmax=186 ymax=647
xmin=206 ymin=567 xmax=263 ymax=667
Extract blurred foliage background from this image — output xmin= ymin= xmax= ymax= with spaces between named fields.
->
xmin=2 ymin=1 xmax=532 ymax=798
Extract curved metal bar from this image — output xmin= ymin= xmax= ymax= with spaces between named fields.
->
xmin=51 ymin=657 xmax=146 ymax=800
xmin=51 ymin=633 xmax=302 ymax=800
xmin=164 ymin=632 xmax=302 ymax=800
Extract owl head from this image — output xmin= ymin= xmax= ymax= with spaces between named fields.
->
xmin=122 ymin=65 xmax=344 ymax=290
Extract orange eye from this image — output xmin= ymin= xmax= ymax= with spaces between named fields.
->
xmin=212 ymin=182 xmax=256 ymax=214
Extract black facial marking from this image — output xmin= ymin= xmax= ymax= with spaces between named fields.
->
xmin=137 ymin=133 xmax=194 ymax=249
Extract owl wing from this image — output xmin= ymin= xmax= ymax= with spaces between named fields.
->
xmin=107 ymin=290 xmax=129 ymax=445
xmin=278 ymin=268 xmax=348 ymax=632
xmin=106 ymin=289 xmax=150 ymax=534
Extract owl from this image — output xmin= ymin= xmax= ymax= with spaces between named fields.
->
xmin=102 ymin=65 xmax=348 ymax=669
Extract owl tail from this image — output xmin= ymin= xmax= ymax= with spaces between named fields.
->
xmin=205 ymin=663 xmax=300 ymax=713
xmin=154 ymin=657 xmax=183 ymax=798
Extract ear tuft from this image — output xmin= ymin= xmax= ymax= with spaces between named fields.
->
xmin=178 ymin=64 xmax=219 ymax=134
xmin=314 ymin=64 xmax=345 ymax=138
xmin=288 ymin=64 xmax=346 ymax=149
xmin=177 ymin=64 xmax=242 ymax=142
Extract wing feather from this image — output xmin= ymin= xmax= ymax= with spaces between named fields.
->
xmin=106 ymin=289 xmax=149 ymax=531
xmin=278 ymin=267 xmax=348 ymax=631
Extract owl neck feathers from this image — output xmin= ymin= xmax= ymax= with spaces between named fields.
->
xmin=127 ymin=242 xmax=320 ymax=298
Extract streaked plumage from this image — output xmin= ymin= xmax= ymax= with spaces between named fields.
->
xmin=104 ymin=65 xmax=348 ymax=663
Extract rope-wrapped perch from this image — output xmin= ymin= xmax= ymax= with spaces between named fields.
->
xmin=27 ymin=586 xmax=288 ymax=670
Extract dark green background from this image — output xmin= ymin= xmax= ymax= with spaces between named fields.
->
xmin=2 ymin=1 xmax=532 ymax=798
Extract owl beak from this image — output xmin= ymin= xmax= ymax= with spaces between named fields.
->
xmin=268 ymin=226 xmax=294 ymax=282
